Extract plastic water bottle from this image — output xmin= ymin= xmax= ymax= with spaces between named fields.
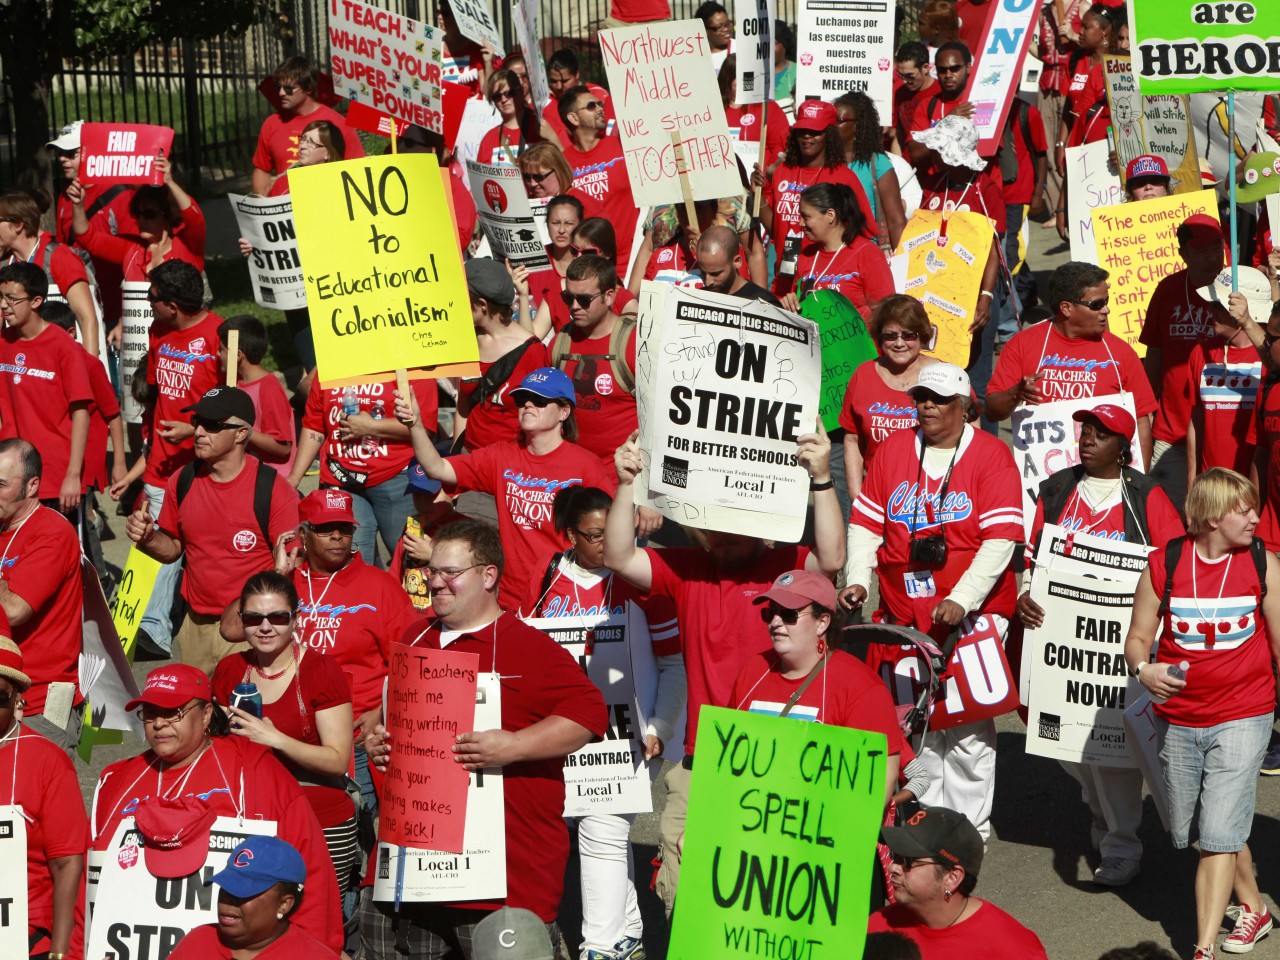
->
xmin=371 ymin=399 xmax=385 ymax=420
xmin=1167 ymin=660 xmax=1190 ymax=682
xmin=230 ymin=682 xmax=263 ymax=718
xmin=341 ymin=385 xmax=360 ymax=417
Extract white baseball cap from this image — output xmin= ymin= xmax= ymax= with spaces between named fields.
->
xmin=1197 ymin=266 xmax=1276 ymax=326
xmin=47 ymin=120 xmax=84 ymax=152
xmin=908 ymin=362 xmax=971 ymax=399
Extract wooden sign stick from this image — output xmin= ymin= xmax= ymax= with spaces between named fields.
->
xmin=396 ymin=368 xmax=412 ymax=413
xmin=225 ymin=329 xmax=239 ymax=388
xmin=753 ymin=104 xmax=769 ymax=219
xmin=670 ymin=130 xmax=700 ymax=238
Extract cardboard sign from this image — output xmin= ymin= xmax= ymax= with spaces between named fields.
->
xmin=668 ymin=706 xmax=886 ymax=960
xmin=1091 ymin=191 xmax=1221 ymax=350
xmin=639 ymin=284 xmax=820 ymax=542
xmin=1129 ymin=0 xmax=1280 ymax=94
xmin=465 ymin=161 xmax=553 ymax=271
xmin=0 ymin=807 xmax=27 ymax=957
xmin=80 ymin=557 xmax=142 ymax=738
xmin=78 ymin=124 xmax=173 ymax=185
xmin=374 ymin=672 xmax=506 ymax=902
xmin=455 ymin=98 xmax=503 ymax=167
xmin=328 ymin=0 xmax=444 ymax=133
xmin=893 ymin=210 xmax=992 ymax=368
xmin=598 ymin=21 xmax=740 ymax=207
xmin=734 ymin=0 xmax=776 ymax=106
xmin=448 ymin=0 xmax=504 ymax=56
xmin=380 ymin=644 xmax=478 ymax=853
xmin=798 ymin=290 xmax=878 ymax=433
xmin=229 ymin=194 xmax=307 ymax=311
xmin=794 ymin=0 xmax=894 ymax=124
xmin=512 ymin=0 xmax=550 ymax=109
xmin=1066 ymin=141 xmax=1123 ymax=264
xmin=111 ymin=548 xmax=162 ymax=658
xmin=960 ymin=0 xmax=1041 ymax=156
xmin=119 ymin=281 xmax=152 ymax=425
xmin=1122 ymin=693 xmax=1172 ymax=829
xmin=1103 ymin=57 xmax=1199 ymax=194
xmin=291 ymin=154 xmax=478 ymax=383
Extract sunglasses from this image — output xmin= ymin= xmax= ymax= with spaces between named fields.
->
xmin=523 ymin=169 xmax=555 ymax=184
xmin=0 ymin=693 xmax=23 ymax=708
xmin=55 ymin=148 xmax=78 ymax=159
xmin=880 ymin=330 xmax=921 ymax=343
xmin=277 ymin=83 xmax=297 ymax=93
xmin=515 ymin=394 xmax=557 ymax=407
xmin=759 ymin=605 xmax=814 ymax=625
xmin=192 ymin=416 xmax=241 ymax=432
xmin=137 ymin=701 xmax=199 ymax=724
xmin=936 ymin=63 xmax=966 ymax=73
xmin=914 ymin=389 xmax=962 ymax=405
xmin=571 ymin=245 xmax=601 ymax=258
xmin=241 ymin=610 xmax=293 ymax=627
xmin=890 ymin=853 xmax=944 ymax=870
xmin=561 ymin=289 xmax=606 ymax=309
xmin=491 ymin=89 xmax=514 ymax=102
xmin=577 ymin=100 xmax=604 ymax=112
xmin=794 ymin=128 xmax=824 ymax=138
xmin=1071 ymin=296 xmax=1109 ymax=311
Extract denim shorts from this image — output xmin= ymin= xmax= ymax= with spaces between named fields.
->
xmin=1155 ymin=712 xmax=1272 ymax=852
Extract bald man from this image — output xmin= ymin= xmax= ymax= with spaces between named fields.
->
xmin=695 ymin=226 xmax=780 ymax=304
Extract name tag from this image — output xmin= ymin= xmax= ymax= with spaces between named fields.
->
xmin=905 ymin=571 xmax=937 ymax=599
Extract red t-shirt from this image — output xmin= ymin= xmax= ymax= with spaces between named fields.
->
xmin=838 ymin=360 xmax=919 ymax=464
xmin=56 ymin=184 xmax=136 ymax=324
xmin=144 ymin=312 xmax=224 ymax=486
xmin=0 ymin=507 xmax=83 ymax=713
xmin=1066 ymin=63 xmax=1110 ymax=147
xmin=869 ymin=900 xmax=1048 ymax=959
xmin=763 ymin=163 xmax=876 ymax=296
xmin=796 ymin=236 xmax=895 ymax=317
xmin=564 ymin=136 xmax=639 ymax=276
xmin=1029 ymin=478 xmax=1184 ymax=547
xmin=555 ymin=322 xmax=638 ymax=466
xmin=645 ymin=544 xmax=812 ymax=755
xmin=988 ymin=321 xmax=1158 ymax=414
xmin=1256 ymin=377 xmax=1280 ymax=551
xmin=1139 ymin=270 xmax=1228 ymax=444
xmin=918 ymin=169 xmax=1008 ymax=234
xmin=609 ymin=0 xmax=669 ymax=22
xmin=726 ymin=102 xmax=791 ymax=167
xmin=21 ymin=232 xmax=90 ymax=298
xmin=1148 ymin=542 xmax=1275 ymax=727
xmin=893 ymin=81 xmax=936 ymax=145
xmin=82 ymin=341 xmax=121 ymax=491
xmin=79 ymin=202 xmax=207 ymax=275
xmin=1188 ymin=340 xmax=1262 ymax=475
xmin=0 ymin=729 xmax=89 ymax=951
xmin=212 ymin=650 xmax=355 ymax=827
xmin=0 ymin=324 xmax=94 ymax=500
xmin=456 ymin=339 xmax=550 ymax=451
xmin=477 ymin=120 xmax=554 ymax=166
xmin=91 ymin=737 xmax=343 ymax=955
xmin=1004 ymin=102 xmax=1048 ymax=205
xmin=448 ymin=439 xmax=613 ymax=611
xmin=729 ymin=649 xmax=903 ymax=755
xmin=955 ymin=0 xmax=994 ymax=59
xmin=399 ymin=612 xmax=607 ymax=921
xmin=447 ymin=164 xmax=479 ymax=258
xmin=544 ymin=84 xmax=616 ymax=145
xmin=156 ymin=457 xmax=301 ymax=614
xmin=252 ymin=103 xmax=365 ymax=176
xmin=293 ymin=556 xmax=417 ymax=715
xmin=851 ymin=427 xmax=1024 ymax=628
xmin=168 ymin=921 xmax=340 ymax=960
xmin=301 ymin=375 xmax=439 ymax=489
xmin=240 ymin=372 xmax=296 ymax=477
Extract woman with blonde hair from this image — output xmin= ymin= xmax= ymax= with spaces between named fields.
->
xmin=518 ymin=142 xmax=576 ymax=200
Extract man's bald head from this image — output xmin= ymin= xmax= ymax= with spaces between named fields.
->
xmin=697 ymin=226 xmax=743 ymax=294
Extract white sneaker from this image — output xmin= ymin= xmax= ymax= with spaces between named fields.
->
xmin=1093 ymin=857 xmax=1141 ymax=887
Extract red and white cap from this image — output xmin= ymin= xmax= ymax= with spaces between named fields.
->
xmin=792 ymin=100 xmax=838 ymax=132
xmin=1125 ymin=154 xmax=1169 ymax=181
xmin=1073 ymin=403 xmax=1136 ymax=437
xmin=125 ymin=663 xmax=211 ymax=712
xmin=754 ymin=569 xmax=837 ymax=610
xmin=299 ymin=488 xmax=359 ymax=526
xmin=135 ymin=795 xmax=218 ymax=879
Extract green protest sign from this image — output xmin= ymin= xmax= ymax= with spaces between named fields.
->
xmin=799 ymin=290 xmax=878 ymax=433
xmin=668 ymin=706 xmax=887 ymax=960
xmin=1130 ymin=0 xmax=1280 ymax=93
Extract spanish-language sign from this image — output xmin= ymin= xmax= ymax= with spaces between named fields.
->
xmin=374 ymin=673 xmax=506 ymax=901
xmin=1129 ymin=0 xmax=1280 ymax=94
xmin=798 ymin=290 xmax=877 ymax=433
xmin=598 ymin=21 xmax=740 ymax=206
xmin=119 ymin=281 xmax=152 ymax=425
xmin=893 ymin=210 xmax=992 ymax=368
xmin=465 ymin=161 xmax=553 ymax=271
xmin=78 ymin=123 xmax=173 ymax=185
xmin=87 ymin=817 xmax=275 ymax=959
xmin=668 ymin=706 xmax=885 ymax=960
xmin=380 ymin=644 xmax=478 ymax=853
xmin=1091 ymin=191 xmax=1220 ymax=349
xmin=448 ymin=0 xmax=504 ymax=56
xmin=512 ymin=0 xmax=549 ymax=109
xmin=110 ymin=548 xmax=162 ymax=657
xmin=1012 ymin=393 xmax=1142 ymax=538
xmin=1066 ymin=141 xmax=1123 ymax=264
xmin=794 ymin=0 xmax=894 ymax=123
xmin=0 ymin=808 xmax=27 ymax=957
xmin=328 ymin=0 xmax=445 ymax=133
xmin=735 ymin=0 xmax=776 ymax=106
xmin=962 ymin=0 xmax=1041 ymax=155
xmin=1025 ymin=565 xmax=1144 ymax=767
xmin=639 ymin=284 xmax=820 ymax=542
xmin=229 ymin=194 xmax=307 ymax=311
xmin=290 ymin=154 xmax=478 ymax=383
xmin=1103 ymin=57 xmax=1199 ymax=194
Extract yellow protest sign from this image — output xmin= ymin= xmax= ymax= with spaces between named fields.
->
xmin=1091 ymin=190 xmax=1219 ymax=354
xmin=291 ymin=154 xmax=478 ymax=383
xmin=111 ymin=547 xmax=162 ymax=658
xmin=894 ymin=210 xmax=993 ymax=367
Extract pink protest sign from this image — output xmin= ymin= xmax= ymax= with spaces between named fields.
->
xmin=78 ymin=124 xmax=174 ymax=185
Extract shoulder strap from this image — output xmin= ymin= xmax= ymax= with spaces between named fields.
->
xmin=778 ymin=654 xmax=830 ymax=718
xmin=927 ymin=93 xmax=943 ymax=123
xmin=1252 ymin=537 xmax=1269 ymax=600
xmin=1017 ymin=99 xmax=1037 ymax=155
xmin=549 ymin=327 xmax=572 ymax=368
xmin=253 ymin=461 xmax=275 ymax=543
xmin=86 ymin=184 xmax=129 ymax=222
xmin=1157 ymin=536 xmax=1186 ymax=619
xmin=532 ymin=551 xmax=566 ymax=618
xmin=607 ymin=315 xmax=637 ymax=396
xmin=458 ymin=338 xmax=536 ymax=418
xmin=175 ymin=461 xmax=198 ymax=507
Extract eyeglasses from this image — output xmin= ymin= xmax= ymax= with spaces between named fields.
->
xmin=0 ymin=294 xmax=30 ymax=307
xmin=241 ymin=610 xmax=293 ymax=627
xmin=561 ymin=289 xmax=606 ymax=309
xmin=0 ymin=694 xmax=23 ymax=708
xmin=577 ymin=100 xmax=604 ymax=112
xmin=424 ymin=563 xmax=484 ymax=582
xmin=491 ymin=89 xmax=514 ymax=102
xmin=571 ymin=245 xmax=601 ymax=258
xmin=522 ymin=169 xmax=556 ymax=184
xmin=760 ymin=605 xmax=814 ymax=625
xmin=1071 ymin=296 xmax=1110 ymax=311
xmin=573 ymin=528 xmax=606 ymax=544
xmin=890 ymin=853 xmax=943 ymax=870
xmin=137 ymin=701 xmax=199 ymax=725
xmin=298 ymin=137 xmax=323 ymax=149
xmin=936 ymin=63 xmax=966 ymax=74
xmin=277 ymin=83 xmax=297 ymax=94
xmin=880 ymin=330 xmax=921 ymax=343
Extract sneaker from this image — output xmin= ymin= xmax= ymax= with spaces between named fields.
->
xmin=1093 ymin=857 xmax=1141 ymax=887
xmin=583 ymin=951 xmax=616 ymax=960
xmin=1194 ymin=946 xmax=1216 ymax=960
xmin=1261 ymin=744 xmax=1280 ymax=776
xmin=613 ymin=937 xmax=646 ymax=960
xmin=1223 ymin=904 xmax=1273 ymax=953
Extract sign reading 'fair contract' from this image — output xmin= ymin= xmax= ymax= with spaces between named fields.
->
xmin=78 ymin=124 xmax=173 ymax=185
xmin=599 ymin=21 xmax=740 ymax=206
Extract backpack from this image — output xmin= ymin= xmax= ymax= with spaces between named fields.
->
xmin=1156 ymin=535 xmax=1269 ymax=620
xmin=1000 ymin=99 xmax=1036 ymax=185
xmin=175 ymin=459 xmax=277 ymax=544
xmin=549 ymin=315 xmax=637 ymax=396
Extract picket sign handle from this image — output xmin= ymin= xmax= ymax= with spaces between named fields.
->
xmin=396 ymin=369 xmax=411 ymax=406
xmin=670 ymin=130 xmax=699 ymax=236
xmin=225 ymin=329 xmax=239 ymax=388
xmin=1227 ymin=90 xmax=1237 ymax=291
xmin=753 ymin=105 xmax=768 ymax=219
xmin=390 ymin=117 xmax=398 ymax=154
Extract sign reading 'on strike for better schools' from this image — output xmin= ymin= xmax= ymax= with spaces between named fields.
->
xmin=229 ymin=194 xmax=307 ymax=311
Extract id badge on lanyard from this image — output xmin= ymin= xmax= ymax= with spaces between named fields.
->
xmin=779 ymin=230 xmax=803 ymax=275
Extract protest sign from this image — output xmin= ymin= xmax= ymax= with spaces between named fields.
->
xmin=893 ymin=210 xmax=992 ymax=368
xmin=670 ymin=707 xmax=884 ymax=960
xmin=229 ymin=194 xmax=307 ymax=311
xmin=598 ymin=21 xmax=740 ymax=207
xmin=290 ymin=154 xmax=478 ymax=384
xmin=78 ymin=124 xmax=173 ymax=185
xmin=465 ymin=160 xmax=553 ymax=271
xmin=797 ymin=290 xmax=877 ymax=433
xmin=374 ymin=672 xmax=506 ymax=902
xmin=1103 ymin=57 xmax=1199 ymax=194
xmin=80 ymin=558 xmax=141 ymax=735
xmin=111 ymin=548 xmax=162 ymax=657
xmin=328 ymin=0 xmax=444 ymax=133
xmin=1122 ymin=694 xmax=1172 ymax=829
xmin=640 ymin=284 xmax=820 ymax=543
xmin=0 ymin=809 xmax=28 ymax=957
xmin=1066 ymin=141 xmax=1123 ymax=264
xmin=380 ymin=644 xmax=478 ymax=853
xmin=794 ymin=0 xmax=894 ymax=123
xmin=512 ymin=0 xmax=549 ymax=109
xmin=1191 ymin=92 xmax=1263 ymax=199
xmin=448 ymin=0 xmax=503 ymax=56
xmin=455 ymin=98 xmax=502 ymax=167
xmin=1024 ymin=566 xmax=1145 ymax=767
xmin=735 ymin=0 xmax=776 ymax=106
xmin=961 ymin=0 xmax=1041 ymax=156
xmin=1129 ymin=0 xmax=1280 ymax=94
xmin=1092 ymin=191 xmax=1220 ymax=349
xmin=119 ymin=281 xmax=152 ymax=424
xmin=87 ymin=817 xmax=274 ymax=960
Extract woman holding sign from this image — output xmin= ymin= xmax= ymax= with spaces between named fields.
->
xmin=478 ymin=69 xmax=563 ymax=167
xmin=1125 ymin=470 xmax=1280 ymax=958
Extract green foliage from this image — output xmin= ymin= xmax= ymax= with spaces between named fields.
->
xmin=73 ymin=0 xmax=265 ymax=59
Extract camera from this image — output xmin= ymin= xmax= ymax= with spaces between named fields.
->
xmin=908 ymin=533 xmax=949 ymax=566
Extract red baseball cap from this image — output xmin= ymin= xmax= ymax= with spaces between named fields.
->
xmin=125 ymin=664 xmax=211 ymax=712
xmin=1179 ymin=213 xmax=1224 ymax=247
xmin=754 ymin=569 xmax=837 ymax=610
xmin=1073 ymin=404 xmax=1136 ymax=437
xmin=299 ymin=489 xmax=359 ymax=526
xmin=793 ymin=100 xmax=838 ymax=132
xmin=135 ymin=795 xmax=218 ymax=879
xmin=1125 ymin=154 xmax=1168 ymax=181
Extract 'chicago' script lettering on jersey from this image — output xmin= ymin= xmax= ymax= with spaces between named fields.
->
xmin=886 ymin=481 xmax=974 ymax=531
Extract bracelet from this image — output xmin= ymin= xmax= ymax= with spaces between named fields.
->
xmin=50 ymin=954 xmax=67 ymax=960
xmin=1131 ymin=660 xmax=1147 ymax=678
xmin=979 ymin=290 xmax=993 ymax=299
xmin=1054 ymin=140 xmax=1066 ymax=147
xmin=810 ymin=478 xmax=834 ymax=491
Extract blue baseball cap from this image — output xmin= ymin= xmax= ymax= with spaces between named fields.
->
xmin=209 ymin=836 xmax=306 ymax=898
xmin=407 ymin=459 xmax=443 ymax=494
xmin=511 ymin=367 xmax=576 ymax=406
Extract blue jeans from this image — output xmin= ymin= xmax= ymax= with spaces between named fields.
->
xmin=139 ymin=482 xmax=182 ymax=653
xmin=339 ymin=468 xmax=414 ymax=567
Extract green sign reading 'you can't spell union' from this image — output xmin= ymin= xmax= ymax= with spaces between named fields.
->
xmin=1130 ymin=0 xmax=1280 ymax=94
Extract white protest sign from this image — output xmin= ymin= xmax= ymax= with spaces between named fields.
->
xmin=455 ymin=98 xmax=502 ymax=168
xmin=448 ymin=0 xmax=504 ymax=56
xmin=119 ymin=281 xmax=152 ymax=425
xmin=795 ymin=0 xmax=895 ymax=125
xmin=962 ymin=0 xmax=1041 ymax=155
xmin=512 ymin=0 xmax=549 ymax=109
xmin=0 ymin=808 xmax=27 ymax=957
xmin=731 ymin=139 xmax=761 ymax=178
xmin=1122 ymin=693 xmax=1172 ymax=830
xmin=1268 ymin=194 xmax=1280 ymax=238
xmin=229 ymin=194 xmax=307 ymax=311
xmin=1066 ymin=141 xmax=1123 ymax=264
xmin=466 ymin=161 xmax=553 ymax=271
xmin=87 ymin=816 xmax=275 ymax=959
xmin=374 ymin=673 xmax=506 ymax=902
xmin=598 ymin=21 xmax=740 ymax=207
xmin=735 ymin=0 xmax=776 ymax=106
xmin=80 ymin=557 xmax=142 ymax=736
xmin=328 ymin=0 xmax=444 ymax=133
xmin=638 ymin=284 xmax=820 ymax=542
